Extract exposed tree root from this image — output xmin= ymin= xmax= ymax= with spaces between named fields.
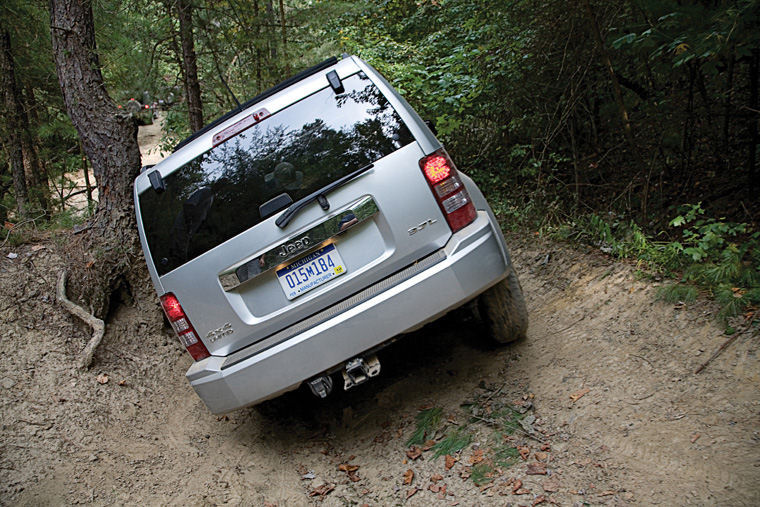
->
xmin=57 ymin=270 xmax=105 ymax=370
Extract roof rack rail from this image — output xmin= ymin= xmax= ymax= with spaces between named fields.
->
xmin=172 ymin=56 xmax=340 ymax=153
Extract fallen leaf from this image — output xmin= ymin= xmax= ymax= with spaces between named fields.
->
xmin=526 ymin=462 xmax=547 ymax=475
xmin=436 ymin=483 xmax=447 ymax=500
xmin=348 ymin=474 xmax=361 ymax=482
xmin=540 ymin=443 xmax=551 ymax=451
xmin=431 ymin=473 xmax=443 ymax=483
xmin=263 ymin=502 xmax=277 ymax=507
xmin=308 ymin=484 xmax=334 ymax=497
xmin=96 ymin=373 xmax=109 ymax=384
xmin=3 ymin=222 xmax=14 ymax=230
xmin=445 ymin=454 xmax=456 ymax=470
xmin=469 ymin=449 xmax=485 ymax=464
xmin=515 ymin=488 xmax=531 ymax=495
xmin=429 ymin=483 xmax=440 ymax=493
xmin=403 ymin=469 xmax=414 ymax=486
xmin=422 ymin=439 xmax=436 ymax=451
xmin=534 ymin=451 xmax=548 ymax=462
xmin=542 ymin=477 xmax=560 ymax=493
xmin=690 ymin=433 xmax=701 ymax=443
xmin=31 ymin=245 xmax=44 ymax=251
xmin=118 ymin=379 xmax=127 ymax=386
xmin=598 ymin=490 xmax=616 ymax=496
xmin=406 ymin=487 xmax=419 ymax=499
xmin=406 ymin=446 xmax=422 ymax=460
xmin=512 ymin=479 xmax=523 ymax=493
xmin=86 ymin=260 xmax=95 ymax=269
xmin=338 ymin=464 xmax=359 ymax=473
xmin=347 ymin=454 xmax=356 ymax=461
xmin=532 ymin=495 xmax=547 ymax=506
xmin=360 ymin=488 xmax=370 ymax=496
xmin=517 ymin=445 xmax=530 ymax=460
xmin=570 ymin=387 xmax=590 ymax=403
xmin=459 ymin=467 xmax=471 ymax=480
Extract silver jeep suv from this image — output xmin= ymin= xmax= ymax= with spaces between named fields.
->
xmin=134 ymin=55 xmax=527 ymax=414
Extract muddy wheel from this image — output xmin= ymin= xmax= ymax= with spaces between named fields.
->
xmin=477 ymin=268 xmax=528 ymax=344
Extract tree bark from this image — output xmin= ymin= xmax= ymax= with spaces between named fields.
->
xmin=177 ymin=0 xmax=204 ymax=132
xmin=19 ymin=87 xmax=50 ymax=214
xmin=749 ymin=48 xmax=759 ymax=192
xmin=582 ymin=0 xmax=634 ymax=147
xmin=279 ymin=0 xmax=287 ymax=72
xmin=0 ymin=29 xmax=30 ymax=219
xmin=49 ymin=0 xmax=153 ymax=320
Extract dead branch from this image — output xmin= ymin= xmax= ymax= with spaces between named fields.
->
xmin=695 ymin=322 xmax=759 ymax=374
xmin=57 ymin=270 xmax=105 ymax=370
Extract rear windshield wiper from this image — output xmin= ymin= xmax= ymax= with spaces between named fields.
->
xmin=275 ymin=163 xmax=374 ymax=228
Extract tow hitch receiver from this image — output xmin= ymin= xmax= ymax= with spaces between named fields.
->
xmin=342 ymin=355 xmax=381 ymax=390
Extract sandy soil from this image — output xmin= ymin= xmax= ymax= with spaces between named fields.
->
xmin=1 ymin=121 xmax=758 ymax=505
xmin=1 ymin=234 xmax=758 ymax=506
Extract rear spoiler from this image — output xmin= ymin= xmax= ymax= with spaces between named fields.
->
xmin=172 ymin=57 xmax=340 ymax=153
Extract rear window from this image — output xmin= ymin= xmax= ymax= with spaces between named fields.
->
xmin=139 ymin=72 xmax=414 ymax=276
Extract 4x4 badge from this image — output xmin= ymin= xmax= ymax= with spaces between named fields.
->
xmin=279 ymin=236 xmax=311 ymax=256
xmin=206 ymin=322 xmax=233 ymax=342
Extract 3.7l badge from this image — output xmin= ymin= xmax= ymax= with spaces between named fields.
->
xmin=408 ymin=219 xmax=437 ymax=236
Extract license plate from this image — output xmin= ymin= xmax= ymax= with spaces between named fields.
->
xmin=276 ymin=244 xmax=347 ymax=300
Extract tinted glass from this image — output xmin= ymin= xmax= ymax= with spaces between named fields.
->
xmin=139 ymin=73 xmax=414 ymax=276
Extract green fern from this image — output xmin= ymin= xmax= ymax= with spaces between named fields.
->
xmin=656 ymin=283 xmax=698 ymax=303
xmin=406 ymin=407 xmax=443 ymax=447
xmin=431 ymin=428 xmax=472 ymax=458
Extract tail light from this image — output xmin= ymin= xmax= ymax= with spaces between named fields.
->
xmin=159 ymin=293 xmax=210 ymax=361
xmin=419 ymin=150 xmax=477 ymax=232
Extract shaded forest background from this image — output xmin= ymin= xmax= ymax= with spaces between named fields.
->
xmin=1 ymin=0 xmax=759 ymax=321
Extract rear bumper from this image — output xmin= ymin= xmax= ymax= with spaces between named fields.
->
xmin=186 ymin=211 xmax=510 ymax=413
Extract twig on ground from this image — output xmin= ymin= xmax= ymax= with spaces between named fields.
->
xmin=695 ymin=325 xmax=759 ymax=374
xmin=629 ymin=354 xmax=655 ymax=368
xmin=56 ymin=270 xmax=105 ymax=370
xmin=548 ymin=314 xmax=586 ymax=336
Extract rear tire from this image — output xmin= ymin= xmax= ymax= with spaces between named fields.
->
xmin=477 ymin=268 xmax=528 ymax=344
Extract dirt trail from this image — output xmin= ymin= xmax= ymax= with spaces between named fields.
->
xmin=1 ymin=122 xmax=758 ymax=505
xmin=1 ymin=235 xmax=758 ymax=506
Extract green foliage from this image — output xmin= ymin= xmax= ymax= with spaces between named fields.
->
xmin=656 ymin=283 xmax=698 ymax=303
xmin=560 ymin=205 xmax=759 ymax=322
xmin=431 ymin=428 xmax=471 ymax=459
xmin=492 ymin=444 xmax=520 ymax=467
xmin=406 ymin=407 xmax=443 ymax=447
xmin=470 ymin=462 xmax=494 ymax=486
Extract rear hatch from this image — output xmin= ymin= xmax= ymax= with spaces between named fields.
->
xmin=136 ymin=60 xmax=453 ymax=356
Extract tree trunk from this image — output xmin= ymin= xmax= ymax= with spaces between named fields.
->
xmin=582 ymin=0 xmax=634 ymax=146
xmin=19 ymin=88 xmax=50 ymax=214
xmin=266 ymin=1 xmax=276 ymax=59
xmin=749 ymin=49 xmax=759 ymax=192
xmin=177 ymin=0 xmax=204 ymax=132
xmin=49 ymin=0 xmax=153 ymax=320
xmin=0 ymin=29 xmax=30 ymax=219
xmin=279 ymin=0 xmax=287 ymax=72
xmin=254 ymin=0 xmax=262 ymax=90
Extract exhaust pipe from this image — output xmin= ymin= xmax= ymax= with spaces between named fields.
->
xmin=307 ymin=375 xmax=334 ymax=399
